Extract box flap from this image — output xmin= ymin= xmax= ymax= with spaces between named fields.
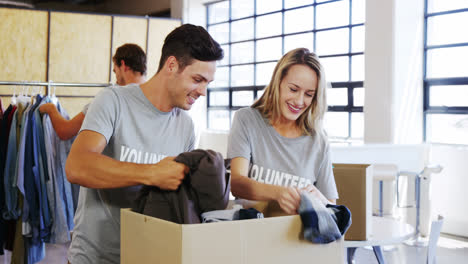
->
xmin=333 ymin=163 xmax=371 ymax=169
xmin=240 ymin=216 xmax=344 ymax=263
xmin=333 ymin=163 xmax=373 ymax=240
xmin=181 ymin=221 xmax=243 ymax=264
xmin=179 ymin=215 xmax=343 ymax=264
xmin=121 ymin=209 xmax=182 ymax=264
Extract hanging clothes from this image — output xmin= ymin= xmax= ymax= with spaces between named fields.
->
xmin=42 ymin=99 xmax=75 ymax=243
xmin=21 ymin=95 xmax=47 ymax=263
xmin=3 ymin=102 xmax=27 ymax=220
xmin=0 ymin=104 xmax=16 ymax=255
xmin=0 ymin=94 xmax=77 ymax=262
xmin=8 ymin=101 xmax=28 ymax=264
xmin=0 ymin=98 xmax=3 ymax=120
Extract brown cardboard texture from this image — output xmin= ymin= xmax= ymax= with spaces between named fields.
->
xmin=333 ymin=163 xmax=373 ymax=240
xmin=121 ymin=208 xmax=344 ymax=264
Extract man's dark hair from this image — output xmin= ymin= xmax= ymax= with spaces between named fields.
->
xmin=157 ymin=24 xmax=224 ymax=73
xmin=113 ymin=43 xmax=147 ymax=75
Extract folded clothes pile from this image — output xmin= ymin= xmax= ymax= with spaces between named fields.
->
xmin=201 ymin=204 xmax=264 ymax=223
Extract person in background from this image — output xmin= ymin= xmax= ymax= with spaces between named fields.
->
xmin=227 ymin=48 xmax=338 ymax=215
xmin=65 ymin=24 xmax=223 ymax=264
xmin=39 ymin=43 xmax=147 ymax=140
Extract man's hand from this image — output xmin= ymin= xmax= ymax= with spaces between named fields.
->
xmin=275 ymin=186 xmax=301 ymax=215
xmin=39 ymin=103 xmax=58 ymax=114
xmin=150 ymin=157 xmax=189 ymax=190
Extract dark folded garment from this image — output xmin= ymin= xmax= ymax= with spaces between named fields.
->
xmin=238 ymin=208 xmax=264 ymax=220
xmin=132 ymin=149 xmax=231 ymax=224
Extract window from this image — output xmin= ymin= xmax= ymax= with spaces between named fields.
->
xmin=206 ymin=0 xmax=365 ymax=141
xmin=424 ymin=0 xmax=468 ymax=145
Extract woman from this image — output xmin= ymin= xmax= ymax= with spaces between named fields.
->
xmin=227 ymin=48 xmax=338 ymax=215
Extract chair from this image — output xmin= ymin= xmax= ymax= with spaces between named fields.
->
xmin=427 ymin=215 xmax=444 ymax=264
xmin=399 ymin=165 xmax=443 ymax=244
xmin=373 ymin=164 xmax=398 ymax=217
xmin=346 ymin=215 xmax=444 ymax=264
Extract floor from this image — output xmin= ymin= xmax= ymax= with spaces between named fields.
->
xmin=352 ymin=234 xmax=468 ymax=264
xmin=0 ymin=242 xmax=70 ymax=264
xmin=1 ymin=234 xmax=467 ymax=263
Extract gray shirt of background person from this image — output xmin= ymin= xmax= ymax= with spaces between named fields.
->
xmin=67 ymin=84 xmax=195 ymax=264
xmin=227 ymin=107 xmax=338 ymax=200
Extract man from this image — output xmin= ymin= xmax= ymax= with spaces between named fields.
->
xmin=39 ymin=43 xmax=147 ymax=140
xmin=111 ymin=43 xmax=147 ymax=86
xmin=65 ymin=24 xmax=223 ymax=264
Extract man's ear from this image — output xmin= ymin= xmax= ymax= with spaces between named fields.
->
xmin=165 ymin=56 xmax=179 ymax=73
xmin=121 ymin=60 xmax=130 ymax=72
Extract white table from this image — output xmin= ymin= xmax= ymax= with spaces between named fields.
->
xmin=343 ymin=216 xmax=415 ymax=264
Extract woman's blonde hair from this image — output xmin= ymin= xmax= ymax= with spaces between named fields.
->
xmin=252 ymin=48 xmax=328 ymax=138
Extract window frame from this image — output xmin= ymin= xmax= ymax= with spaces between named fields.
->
xmin=423 ymin=1 xmax=468 ymax=143
xmin=205 ymin=0 xmax=364 ymax=140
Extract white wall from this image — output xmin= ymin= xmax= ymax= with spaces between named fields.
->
xmin=180 ymin=0 xmax=207 ymax=25
xmin=182 ymin=0 xmax=468 ymax=237
xmin=365 ymin=0 xmax=467 ymax=237
xmin=430 ymin=145 xmax=468 ymax=237
xmin=365 ymin=0 xmax=424 ymax=143
xmin=364 ymin=0 xmax=395 ymax=143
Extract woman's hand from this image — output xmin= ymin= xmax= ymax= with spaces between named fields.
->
xmin=300 ymin=184 xmax=332 ymax=205
xmin=275 ymin=186 xmax=301 ymax=214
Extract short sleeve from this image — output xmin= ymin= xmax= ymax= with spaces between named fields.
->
xmin=227 ymin=109 xmax=252 ymax=160
xmin=80 ymin=88 xmax=119 ymax=143
xmin=315 ymin=141 xmax=339 ymax=200
xmin=81 ymin=103 xmax=90 ymax=115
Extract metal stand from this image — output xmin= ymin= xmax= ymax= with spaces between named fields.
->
xmin=400 ymin=165 xmax=443 ymax=247
xmin=0 ymin=80 xmax=110 ymax=96
xmin=404 ymin=175 xmax=429 ymax=247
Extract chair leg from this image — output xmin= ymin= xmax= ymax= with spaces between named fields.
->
xmin=347 ymin=247 xmax=357 ymax=264
xmin=373 ymin=246 xmax=386 ymax=264
xmin=427 ymin=215 xmax=444 ymax=264
xmin=379 ymin=180 xmax=384 ymax=216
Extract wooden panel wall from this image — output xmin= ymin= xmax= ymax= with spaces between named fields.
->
xmin=0 ymin=7 xmax=180 ymax=117
xmin=49 ymin=12 xmax=112 ymax=83
xmin=0 ymin=85 xmax=47 ymax=96
xmin=147 ymin=19 xmax=181 ymax=77
xmin=111 ymin=17 xmax=148 ymax=83
xmin=54 ymin=86 xmax=103 ymax=97
xmin=0 ymin=85 xmax=47 ymax=107
xmin=58 ymin=97 xmax=94 ymax=117
xmin=0 ymin=9 xmax=48 ymax=81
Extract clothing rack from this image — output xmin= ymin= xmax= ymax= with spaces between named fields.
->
xmin=0 ymin=80 xmax=111 ymax=98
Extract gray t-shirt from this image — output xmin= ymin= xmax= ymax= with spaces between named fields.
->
xmin=227 ymin=107 xmax=338 ymax=200
xmin=68 ymin=84 xmax=195 ymax=264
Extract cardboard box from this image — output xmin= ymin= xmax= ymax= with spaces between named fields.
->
xmin=121 ymin=206 xmax=344 ymax=264
xmin=333 ymin=163 xmax=373 ymax=241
